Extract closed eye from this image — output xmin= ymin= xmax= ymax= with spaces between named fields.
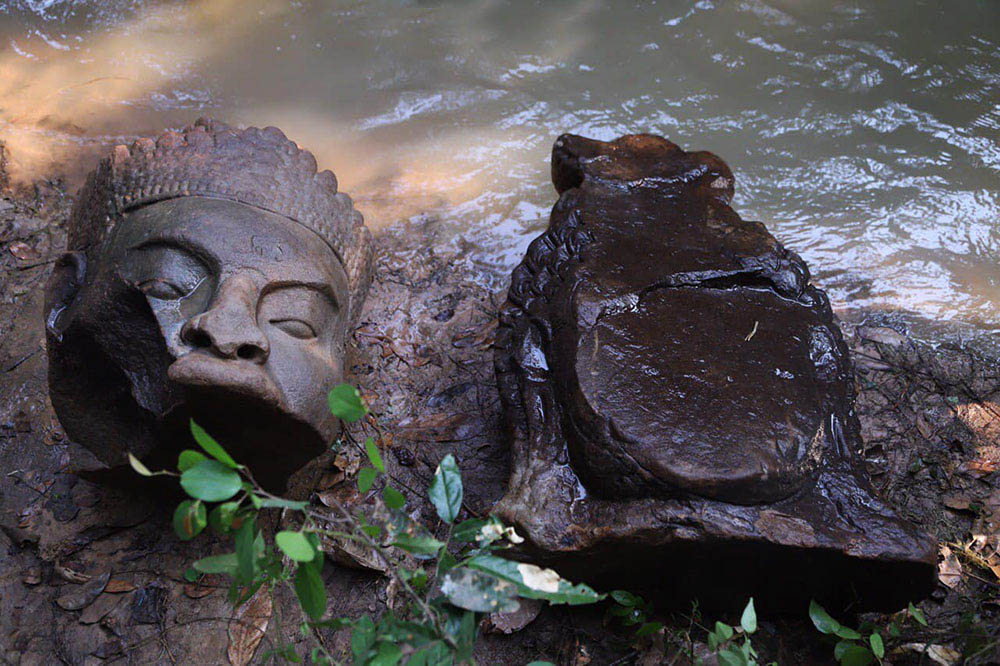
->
xmin=138 ymin=278 xmax=186 ymax=300
xmin=270 ymin=318 xmax=317 ymax=340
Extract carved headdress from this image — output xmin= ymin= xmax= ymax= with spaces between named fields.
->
xmin=68 ymin=118 xmax=373 ymax=320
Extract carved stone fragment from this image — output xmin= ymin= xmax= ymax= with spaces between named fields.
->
xmin=494 ymin=133 xmax=936 ymax=610
xmin=45 ymin=119 xmax=373 ymax=492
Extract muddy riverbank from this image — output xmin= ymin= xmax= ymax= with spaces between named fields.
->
xmin=1 ymin=143 xmax=998 ymax=664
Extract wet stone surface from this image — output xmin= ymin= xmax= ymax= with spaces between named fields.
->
xmin=44 ymin=120 xmax=374 ymax=494
xmin=495 ymin=134 xmax=936 ymax=612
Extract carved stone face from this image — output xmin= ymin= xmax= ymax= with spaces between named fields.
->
xmin=47 ymin=196 xmax=351 ymax=491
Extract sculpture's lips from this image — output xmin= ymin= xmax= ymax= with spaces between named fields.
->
xmin=167 ymin=352 xmax=285 ymax=409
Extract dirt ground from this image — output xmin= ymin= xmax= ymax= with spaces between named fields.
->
xmin=0 ymin=148 xmax=998 ymax=665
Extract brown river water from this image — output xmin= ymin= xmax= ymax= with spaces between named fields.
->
xmin=1 ymin=0 xmax=998 ymax=338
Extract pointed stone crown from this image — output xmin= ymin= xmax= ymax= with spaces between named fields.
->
xmin=68 ymin=118 xmax=373 ymax=320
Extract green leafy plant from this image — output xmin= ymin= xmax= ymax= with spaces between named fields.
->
xmin=130 ymin=383 xmax=603 ymax=665
xmin=607 ymin=589 xmax=664 ymax=639
xmin=809 ymin=599 xmax=929 ymax=666
xmin=705 ymin=598 xmax=772 ymax=666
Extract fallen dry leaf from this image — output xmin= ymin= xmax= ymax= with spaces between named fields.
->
xmin=54 ymin=564 xmax=91 ymax=584
xmin=184 ymin=582 xmax=216 ymax=599
xmin=395 ymin=413 xmax=471 ymax=441
xmin=316 ymin=469 xmax=345 ymax=491
xmin=56 ymin=571 xmax=110 ymax=611
xmin=227 ymin=584 xmax=272 ymax=666
xmin=185 ymin=574 xmax=225 ymax=599
xmin=79 ymin=593 xmax=124 ymax=625
xmin=967 ymin=493 xmax=1000 ymax=582
xmin=104 ymin=579 xmax=136 ymax=594
xmin=963 ymin=445 xmax=1000 ymax=477
xmin=319 ymin=481 xmax=363 ymax=508
xmin=451 ymin=319 xmax=498 ymax=350
xmin=898 ymin=643 xmax=960 ymax=666
xmin=8 ymin=241 xmax=38 ymax=261
xmin=938 ymin=545 xmax=963 ymax=588
xmin=915 ymin=414 xmax=935 ymax=440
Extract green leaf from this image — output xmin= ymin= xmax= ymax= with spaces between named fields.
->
xmin=409 ymin=642 xmax=453 ymax=666
xmin=279 ymin=645 xmax=302 ymax=663
xmin=177 ymin=449 xmax=208 ymax=472
xmin=235 ymin=518 xmax=257 ymax=586
xmin=193 ymin=553 xmax=238 ymax=575
xmin=453 ymin=518 xmax=488 ymax=543
xmin=172 ymin=499 xmax=206 ymax=541
xmin=327 ymin=384 xmax=367 ymax=423
xmin=837 ymin=644 xmax=875 ymax=666
xmin=304 ymin=532 xmax=324 ymax=573
xmin=834 ymin=625 xmax=862 ymax=640
xmin=208 ymin=501 xmax=240 ymax=535
xmin=189 ymin=420 xmax=239 ymax=469
xmin=370 ymin=640 xmax=402 ymax=666
xmin=869 ymin=633 xmax=884 ymax=659
xmin=465 ymin=554 xmax=604 ymax=605
xmin=357 ymin=468 xmax=378 ymax=493
xmin=440 ymin=567 xmax=519 ymax=613
xmin=382 ymin=485 xmax=405 ymax=510
xmin=294 ymin=560 xmax=327 ymax=620
xmin=809 ymin=600 xmax=842 ymax=635
xmin=127 ymin=452 xmax=155 ymax=477
xmin=635 ymin=622 xmax=663 ymax=638
xmin=180 ymin=460 xmax=242 ymax=502
xmin=437 ymin=549 xmax=459 ymax=574
xmin=429 ymin=453 xmax=463 ymax=524
xmin=887 ymin=622 xmax=900 ymax=638
xmin=276 ymin=531 xmax=316 ymax=562
xmin=908 ymin=602 xmax=927 ymax=626
xmin=717 ymin=647 xmax=748 ymax=666
xmin=455 ymin=610 xmax=476 ymax=662
xmin=184 ymin=568 xmax=200 ymax=583
xmin=351 ymin=616 xmax=376 ymax=660
xmin=708 ymin=631 xmax=720 ymax=652
xmin=611 ymin=590 xmax=641 ymax=607
xmin=715 ymin=621 xmax=734 ymax=641
xmin=365 ymin=436 xmax=384 ymax=473
xmin=374 ymin=616 xmax=435 ymax=646
xmin=401 ymin=567 xmax=428 ymax=593
xmin=740 ymin=597 xmax=757 ymax=634
xmin=311 ymin=618 xmax=354 ymax=631
xmin=391 ymin=533 xmax=445 ymax=557
xmin=258 ymin=497 xmax=308 ymax=511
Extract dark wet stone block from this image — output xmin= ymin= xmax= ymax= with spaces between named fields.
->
xmin=494 ymin=133 xmax=936 ymax=612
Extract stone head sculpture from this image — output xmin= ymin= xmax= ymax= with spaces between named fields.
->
xmin=495 ymin=133 xmax=936 ymax=611
xmin=45 ymin=119 xmax=373 ymax=492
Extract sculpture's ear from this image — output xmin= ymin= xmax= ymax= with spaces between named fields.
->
xmin=45 ymin=251 xmax=87 ymax=338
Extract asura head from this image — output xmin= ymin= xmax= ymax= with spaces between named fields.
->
xmin=46 ymin=119 xmax=373 ymax=491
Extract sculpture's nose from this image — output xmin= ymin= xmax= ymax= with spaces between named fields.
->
xmin=181 ymin=274 xmax=269 ymax=363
